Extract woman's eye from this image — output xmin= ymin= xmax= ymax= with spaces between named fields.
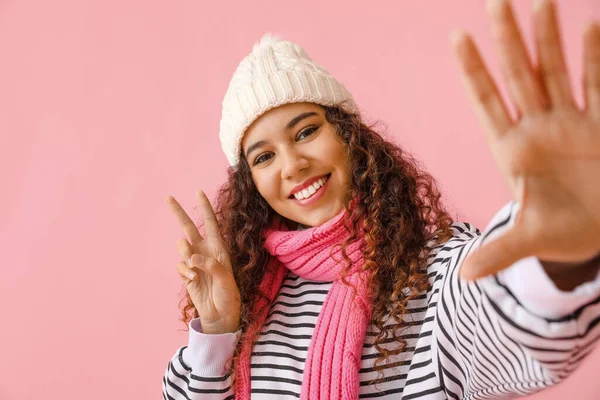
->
xmin=297 ymin=126 xmax=318 ymax=140
xmin=254 ymin=127 xmax=318 ymax=165
xmin=254 ymin=153 xmax=272 ymax=165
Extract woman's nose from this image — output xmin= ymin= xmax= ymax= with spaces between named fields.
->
xmin=281 ymin=150 xmax=309 ymax=180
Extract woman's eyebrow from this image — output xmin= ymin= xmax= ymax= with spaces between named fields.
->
xmin=244 ymin=111 xmax=319 ymax=159
xmin=285 ymin=111 xmax=318 ymax=131
xmin=245 ymin=139 xmax=268 ymax=160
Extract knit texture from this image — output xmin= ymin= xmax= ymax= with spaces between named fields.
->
xmin=219 ymin=33 xmax=359 ymax=167
xmin=234 ymin=202 xmax=371 ymax=399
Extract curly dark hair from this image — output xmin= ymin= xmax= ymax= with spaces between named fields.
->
xmin=178 ymin=102 xmax=455 ymax=389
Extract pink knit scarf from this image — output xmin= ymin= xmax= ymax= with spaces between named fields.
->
xmin=234 ymin=203 xmax=372 ymax=399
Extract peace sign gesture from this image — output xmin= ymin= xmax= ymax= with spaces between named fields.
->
xmin=452 ymin=0 xmax=600 ymax=280
xmin=166 ymin=190 xmax=241 ymax=334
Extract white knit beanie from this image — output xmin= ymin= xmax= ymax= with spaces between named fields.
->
xmin=219 ymin=33 xmax=359 ymax=167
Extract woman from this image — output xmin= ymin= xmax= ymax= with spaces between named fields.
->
xmin=163 ymin=0 xmax=600 ymax=399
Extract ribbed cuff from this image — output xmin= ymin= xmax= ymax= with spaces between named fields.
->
xmin=182 ymin=318 xmax=242 ymax=376
xmin=477 ymin=200 xmax=600 ymax=319
xmin=498 ymin=256 xmax=600 ymax=319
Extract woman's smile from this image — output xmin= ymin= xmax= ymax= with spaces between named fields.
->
xmin=290 ymin=173 xmax=331 ymax=206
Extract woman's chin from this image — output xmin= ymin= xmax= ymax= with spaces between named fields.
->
xmin=293 ymin=203 xmax=344 ymax=228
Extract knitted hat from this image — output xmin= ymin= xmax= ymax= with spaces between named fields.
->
xmin=219 ymin=33 xmax=359 ymax=167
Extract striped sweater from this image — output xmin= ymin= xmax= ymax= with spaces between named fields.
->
xmin=162 ymin=201 xmax=600 ymax=399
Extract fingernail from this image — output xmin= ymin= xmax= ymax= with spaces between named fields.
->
xmin=188 ymin=272 xmax=196 ymax=280
xmin=584 ymin=21 xmax=599 ymax=36
xmin=533 ymin=0 xmax=548 ymax=11
xmin=486 ymin=0 xmax=506 ymax=14
xmin=449 ymin=30 xmax=466 ymax=45
xmin=186 ymin=258 xmax=192 ymax=266
xmin=190 ymin=255 xmax=204 ymax=266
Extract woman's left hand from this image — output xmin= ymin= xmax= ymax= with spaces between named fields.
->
xmin=451 ymin=0 xmax=600 ymax=280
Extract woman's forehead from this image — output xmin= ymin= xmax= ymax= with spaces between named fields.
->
xmin=242 ymin=102 xmax=324 ymax=145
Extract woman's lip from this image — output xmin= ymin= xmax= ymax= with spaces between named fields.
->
xmin=290 ymin=174 xmax=330 ymax=206
xmin=288 ymin=173 xmax=330 ymax=199
xmin=289 ymin=174 xmax=330 ymax=198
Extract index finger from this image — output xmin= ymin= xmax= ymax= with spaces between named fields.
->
xmin=451 ymin=30 xmax=513 ymax=138
xmin=196 ymin=190 xmax=220 ymax=239
xmin=165 ymin=195 xmax=204 ymax=243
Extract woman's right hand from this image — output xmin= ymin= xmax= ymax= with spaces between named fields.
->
xmin=166 ymin=190 xmax=241 ymax=334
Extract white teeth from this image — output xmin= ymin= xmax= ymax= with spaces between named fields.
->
xmin=293 ymin=175 xmax=328 ymax=200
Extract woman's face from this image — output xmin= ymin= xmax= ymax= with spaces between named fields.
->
xmin=241 ymin=102 xmax=352 ymax=228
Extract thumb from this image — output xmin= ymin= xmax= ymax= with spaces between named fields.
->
xmin=459 ymin=226 xmax=530 ymax=281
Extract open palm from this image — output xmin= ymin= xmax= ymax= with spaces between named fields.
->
xmin=452 ymin=0 xmax=600 ymax=278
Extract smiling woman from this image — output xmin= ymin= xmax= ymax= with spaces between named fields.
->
xmin=163 ymin=1 xmax=600 ymax=399
xmin=241 ymin=102 xmax=352 ymax=228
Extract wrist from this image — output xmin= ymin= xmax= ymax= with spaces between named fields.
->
xmin=200 ymin=315 xmax=241 ymax=335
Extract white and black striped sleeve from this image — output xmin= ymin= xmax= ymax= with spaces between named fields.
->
xmin=431 ymin=201 xmax=600 ymax=399
xmin=162 ymin=318 xmax=239 ymax=400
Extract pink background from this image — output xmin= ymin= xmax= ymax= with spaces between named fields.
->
xmin=1 ymin=0 xmax=598 ymax=398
